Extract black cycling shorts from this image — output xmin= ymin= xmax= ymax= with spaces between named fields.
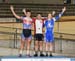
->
xmin=23 ymin=29 xmax=31 ymax=38
xmin=34 ymin=34 xmax=43 ymax=41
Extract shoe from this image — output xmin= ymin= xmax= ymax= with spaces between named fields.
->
xmin=26 ymin=55 xmax=31 ymax=57
xmin=50 ymin=54 xmax=53 ymax=57
xmin=40 ymin=54 xmax=44 ymax=57
xmin=45 ymin=54 xmax=48 ymax=56
xmin=34 ymin=54 xmax=38 ymax=57
xmin=19 ymin=54 xmax=22 ymax=57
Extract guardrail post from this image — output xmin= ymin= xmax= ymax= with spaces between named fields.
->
xmin=15 ymin=28 xmax=17 ymax=48
xmin=59 ymin=34 xmax=63 ymax=53
xmin=13 ymin=28 xmax=18 ymax=48
xmin=14 ymin=33 xmax=16 ymax=48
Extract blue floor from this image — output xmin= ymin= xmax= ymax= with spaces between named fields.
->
xmin=1 ymin=56 xmax=74 ymax=61
xmin=1 ymin=55 xmax=67 ymax=58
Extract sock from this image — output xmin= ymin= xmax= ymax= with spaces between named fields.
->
xmin=27 ymin=50 xmax=30 ymax=55
xmin=35 ymin=51 xmax=38 ymax=54
xmin=49 ymin=46 xmax=53 ymax=55
xmin=46 ymin=46 xmax=48 ymax=55
xmin=46 ymin=51 xmax=48 ymax=55
xmin=50 ymin=51 xmax=52 ymax=55
xmin=19 ymin=50 xmax=23 ymax=55
xmin=40 ymin=51 xmax=43 ymax=54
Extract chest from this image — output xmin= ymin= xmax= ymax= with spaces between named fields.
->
xmin=45 ymin=20 xmax=54 ymax=27
xmin=35 ymin=20 xmax=43 ymax=26
xmin=23 ymin=17 xmax=32 ymax=24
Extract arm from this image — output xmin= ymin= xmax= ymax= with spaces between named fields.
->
xmin=22 ymin=8 xmax=26 ymax=15
xmin=43 ymin=20 xmax=46 ymax=27
xmin=53 ymin=7 xmax=66 ymax=21
xmin=10 ymin=5 xmax=21 ymax=19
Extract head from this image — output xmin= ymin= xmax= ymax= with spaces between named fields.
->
xmin=36 ymin=13 xmax=42 ymax=20
xmin=47 ymin=13 xmax=52 ymax=19
xmin=26 ymin=9 xmax=31 ymax=17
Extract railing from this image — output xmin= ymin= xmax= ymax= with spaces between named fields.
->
xmin=0 ymin=26 xmax=34 ymax=49
xmin=0 ymin=26 xmax=21 ymax=48
xmin=0 ymin=26 xmax=75 ymax=54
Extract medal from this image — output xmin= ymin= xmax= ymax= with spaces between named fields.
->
xmin=38 ymin=28 xmax=40 ymax=30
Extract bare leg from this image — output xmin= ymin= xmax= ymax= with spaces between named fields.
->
xmin=49 ymin=42 xmax=53 ymax=56
xmin=35 ymin=41 xmax=39 ymax=52
xmin=19 ymin=38 xmax=25 ymax=56
xmin=45 ymin=42 xmax=50 ymax=56
xmin=34 ymin=41 xmax=39 ymax=56
xmin=39 ymin=41 xmax=43 ymax=51
xmin=39 ymin=41 xmax=44 ymax=56
xmin=26 ymin=38 xmax=31 ymax=56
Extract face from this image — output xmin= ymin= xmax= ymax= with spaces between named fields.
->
xmin=37 ymin=14 xmax=41 ymax=19
xmin=48 ymin=13 xmax=52 ymax=19
xmin=26 ymin=12 xmax=31 ymax=17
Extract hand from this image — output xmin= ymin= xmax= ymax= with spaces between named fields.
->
xmin=52 ymin=11 xmax=56 ymax=15
xmin=10 ymin=5 xmax=14 ymax=10
xmin=62 ymin=7 xmax=66 ymax=12
xmin=22 ymin=8 xmax=26 ymax=13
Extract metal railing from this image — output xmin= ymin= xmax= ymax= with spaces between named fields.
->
xmin=0 ymin=26 xmax=75 ymax=54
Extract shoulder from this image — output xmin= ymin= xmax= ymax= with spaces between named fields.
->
xmin=44 ymin=20 xmax=48 ymax=24
xmin=21 ymin=16 xmax=26 ymax=19
xmin=52 ymin=17 xmax=56 ymax=22
xmin=25 ymin=17 xmax=32 ymax=21
xmin=32 ymin=18 xmax=36 ymax=22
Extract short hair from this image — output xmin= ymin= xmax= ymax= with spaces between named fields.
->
xmin=47 ymin=12 xmax=51 ymax=14
xmin=36 ymin=12 xmax=42 ymax=16
xmin=26 ymin=9 xmax=31 ymax=12
xmin=47 ymin=12 xmax=54 ymax=16
xmin=37 ymin=12 xmax=42 ymax=15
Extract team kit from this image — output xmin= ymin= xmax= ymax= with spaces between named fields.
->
xmin=10 ymin=5 xmax=66 ymax=57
